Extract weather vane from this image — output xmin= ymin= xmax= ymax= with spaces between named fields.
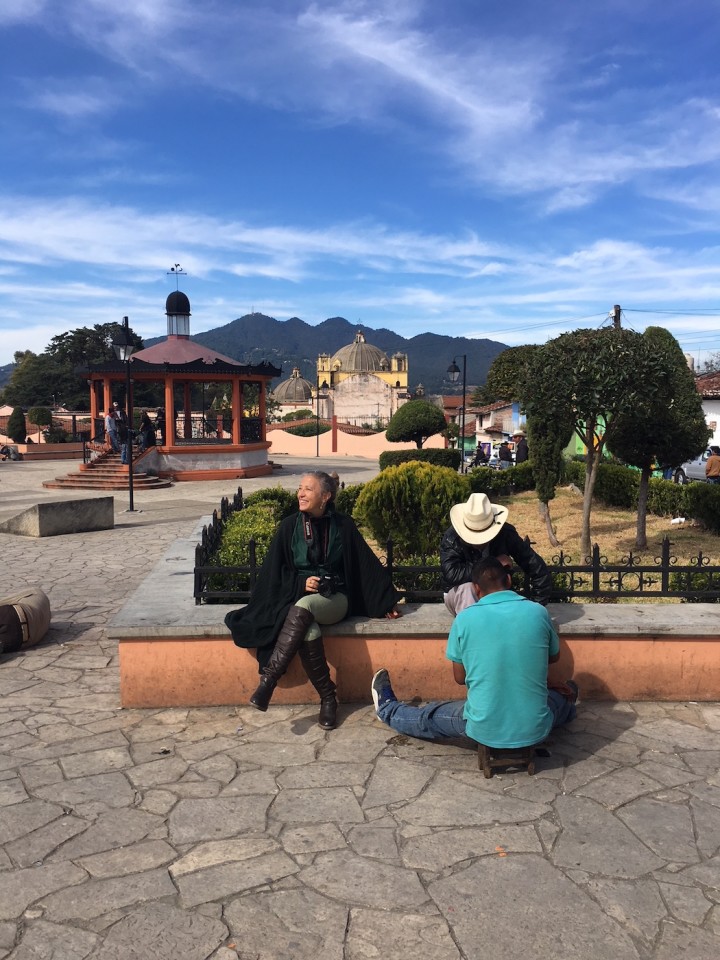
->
xmin=167 ymin=263 xmax=187 ymax=290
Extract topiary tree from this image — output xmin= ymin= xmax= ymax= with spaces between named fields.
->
xmin=385 ymin=399 xmax=447 ymax=449
xmin=27 ymin=406 xmax=53 ymax=440
xmin=610 ymin=327 xmax=710 ymax=549
xmin=524 ymin=327 xmax=666 ymax=557
xmin=6 ymin=406 xmax=27 ymax=443
xmin=354 ymin=461 xmax=470 ymax=558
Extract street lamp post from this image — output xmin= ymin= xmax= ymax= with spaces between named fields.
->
xmin=113 ymin=316 xmax=137 ymax=512
xmin=316 ymin=380 xmax=329 ymax=457
xmin=447 ymin=356 xmax=467 ymax=473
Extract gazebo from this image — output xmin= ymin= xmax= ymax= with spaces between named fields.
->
xmin=86 ymin=291 xmax=281 ymax=481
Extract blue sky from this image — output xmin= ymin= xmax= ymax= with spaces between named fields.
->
xmin=2 ymin=0 xmax=720 ymax=369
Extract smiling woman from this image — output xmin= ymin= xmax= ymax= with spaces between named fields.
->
xmin=224 ymin=470 xmax=401 ymax=729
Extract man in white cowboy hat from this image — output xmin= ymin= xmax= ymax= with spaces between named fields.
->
xmin=512 ymin=428 xmax=529 ymax=464
xmin=371 ymin=556 xmax=577 ymax=748
xmin=440 ymin=491 xmax=552 ymax=615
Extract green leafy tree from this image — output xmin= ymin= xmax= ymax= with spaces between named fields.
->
xmin=354 ymin=461 xmax=470 ymax=558
xmin=6 ymin=406 xmax=27 ymax=443
xmin=1 ymin=322 xmax=145 ymax=410
xmin=610 ymin=327 xmax=710 ymax=549
xmin=385 ymin=399 xmax=447 ymax=449
xmin=524 ymin=327 xmax=666 ymax=557
xmin=471 ymin=345 xmax=538 ymax=405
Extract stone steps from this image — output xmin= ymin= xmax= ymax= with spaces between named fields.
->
xmin=43 ymin=451 xmax=173 ymax=491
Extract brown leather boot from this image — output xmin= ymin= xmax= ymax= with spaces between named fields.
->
xmin=249 ymin=606 xmax=315 ymax=711
xmin=299 ymin=636 xmax=337 ymax=729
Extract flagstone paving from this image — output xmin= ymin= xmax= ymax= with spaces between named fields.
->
xmin=0 ymin=459 xmax=719 ymax=958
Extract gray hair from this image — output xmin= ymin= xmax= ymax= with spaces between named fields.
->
xmin=302 ymin=471 xmax=336 ymax=498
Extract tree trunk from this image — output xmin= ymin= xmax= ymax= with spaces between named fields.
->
xmin=538 ymin=500 xmax=560 ymax=547
xmin=635 ymin=466 xmax=650 ymax=550
xmin=581 ymin=437 xmax=602 ymax=558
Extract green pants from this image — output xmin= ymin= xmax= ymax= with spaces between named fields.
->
xmin=295 ymin=591 xmax=349 ymax=642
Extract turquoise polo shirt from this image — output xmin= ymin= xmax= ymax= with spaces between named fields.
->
xmin=445 ymin=590 xmax=559 ymax=748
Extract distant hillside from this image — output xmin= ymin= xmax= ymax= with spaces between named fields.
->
xmin=147 ymin=314 xmax=507 ymax=394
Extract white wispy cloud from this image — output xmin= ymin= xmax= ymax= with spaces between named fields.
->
xmin=10 ymin=0 xmax=720 ymax=212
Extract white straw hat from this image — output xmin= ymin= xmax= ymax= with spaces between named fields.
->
xmin=449 ymin=492 xmax=509 ymax=545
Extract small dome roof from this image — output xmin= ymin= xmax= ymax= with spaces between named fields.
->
xmin=273 ymin=367 xmax=313 ymax=403
xmin=330 ymin=330 xmax=389 ymax=373
xmin=166 ymin=291 xmax=191 ymax=315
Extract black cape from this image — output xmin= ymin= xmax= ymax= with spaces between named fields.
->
xmin=224 ymin=511 xmax=401 ymax=668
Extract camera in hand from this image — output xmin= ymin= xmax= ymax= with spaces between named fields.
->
xmin=317 ymin=575 xmax=336 ymax=598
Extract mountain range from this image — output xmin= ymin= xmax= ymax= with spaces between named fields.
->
xmin=147 ymin=314 xmax=508 ymax=395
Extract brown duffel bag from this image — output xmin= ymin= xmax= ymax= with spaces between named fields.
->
xmin=0 ymin=589 xmax=51 ymax=655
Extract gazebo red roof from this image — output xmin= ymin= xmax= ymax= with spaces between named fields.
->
xmin=131 ymin=336 xmax=240 ymax=366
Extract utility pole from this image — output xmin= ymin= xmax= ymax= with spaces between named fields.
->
xmin=612 ymin=304 xmax=621 ymax=329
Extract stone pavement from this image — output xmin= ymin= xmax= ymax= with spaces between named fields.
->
xmin=1 ymin=457 xmax=720 ymax=960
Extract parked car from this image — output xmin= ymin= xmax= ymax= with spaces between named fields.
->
xmin=673 ymin=449 xmax=712 ymax=484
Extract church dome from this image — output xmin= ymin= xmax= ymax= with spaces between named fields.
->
xmin=166 ymin=291 xmax=191 ymax=316
xmin=330 ymin=330 xmax=389 ymax=373
xmin=273 ymin=367 xmax=313 ymax=403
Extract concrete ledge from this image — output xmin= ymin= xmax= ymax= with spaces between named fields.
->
xmin=0 ymin=496 xmax=114 ymax=537
xmin=110 ymin=518 xmax=720 ymax=708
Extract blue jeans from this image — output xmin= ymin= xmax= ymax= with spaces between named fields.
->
xmin=377 ymin=690 xmax=576 ymax=743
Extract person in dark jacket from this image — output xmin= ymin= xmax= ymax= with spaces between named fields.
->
xmin=498 ymin=441 xmax=513 ymax=469
xmin=138 ymin=411 xmax=156 ymax=452
xmin=512 ymin=429 xmax=529 ymax=464
xmin=440 ymin=492 xmax=552 ymax=615
xmin=225 ymin=471 xmax=401 ymax=729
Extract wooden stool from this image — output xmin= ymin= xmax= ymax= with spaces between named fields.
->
xmin=477 ymin=743 xmax=536 ymax=778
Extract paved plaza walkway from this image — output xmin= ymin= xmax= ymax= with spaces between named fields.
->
xmin=1 ymin=457 xmax=719 ymax=959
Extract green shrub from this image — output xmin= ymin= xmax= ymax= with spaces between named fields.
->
xmin=6 ymin=406 xmax=26 ymax=443
xmin=507 ymin=461 xmax=535 ymax=492
xmin=43 ymin=425 xmax=69 ymax=443
xmin=682 ymin=483 xmax=720 ymax=534
xmin=335 ymin=482 xmax=364 ymax=516
xmin=668 ymin=570 xmax=720 ymax=603
xmin=214 ymin=503 xmax=280 ymax=572
xmin=379 ymin=448 xmax=461 ymax=471
xmin=285 ymin=422 xmax=331 ymax=437
xmin=562 ymin=460 xmax=585 ymax=487
xmin=593 ymin=463 xmax=639 ymax=508
xmin=354 ymin=461 xmax=470 ymax=559
xmin=646 ymin=477 xmax=685 ymax=517
xmin=243 ymin=486 xmax=297 ymax=519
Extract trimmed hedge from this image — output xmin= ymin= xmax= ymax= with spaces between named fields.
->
xmin=683 ymin=482 xmax=720 ymax=534
xmin=379 ymin=448 xmax=461 ymax=471
xmin=467 ymin=461 xmax=535 ymax=497
xmin=562 ymin=459 xmax=720 ymax=532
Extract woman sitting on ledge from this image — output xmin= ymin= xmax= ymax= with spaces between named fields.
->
xmin=225 ymin=471 xmax=401 ymax=729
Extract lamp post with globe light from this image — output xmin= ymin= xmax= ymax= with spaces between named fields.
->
xmin=113 ymin=316 xmax=137 ymax=512
xmin=447 ymin=356 xmax=467 ymax=473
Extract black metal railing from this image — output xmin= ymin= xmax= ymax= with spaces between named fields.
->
xmin=193 ymin=491 xmax=720 ymax=604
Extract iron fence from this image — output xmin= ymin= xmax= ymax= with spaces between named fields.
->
xmin=193 ymin=488 xmax=720 ymax=604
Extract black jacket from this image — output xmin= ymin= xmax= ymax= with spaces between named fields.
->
xmin=225 ymin=510 xmax=401 ymax=667
xmin=440 ymin=522 xmax=552 ymax=604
